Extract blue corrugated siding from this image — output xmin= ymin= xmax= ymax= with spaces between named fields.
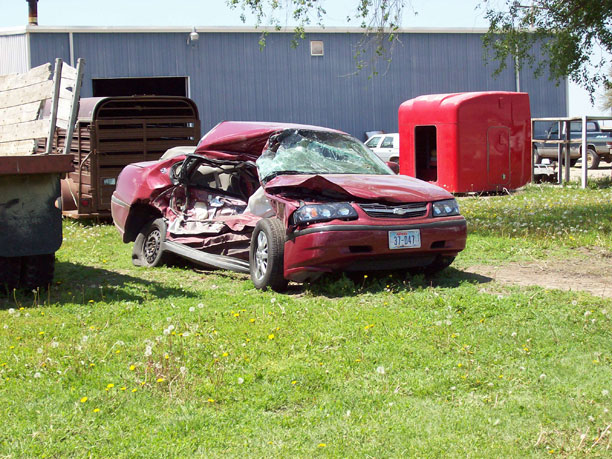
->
xmin=29 ymin=31 xmax=566 ymax=139
xmin=30 ymin=33 xmax=70 ymax=68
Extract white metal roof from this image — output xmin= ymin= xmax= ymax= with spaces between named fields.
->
xmin=0 ymin=25 xmax=488 ymax=36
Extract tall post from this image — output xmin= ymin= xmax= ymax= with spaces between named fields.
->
xmin=63 ymin=59 xmax=85 ymax=154
xmin=556 ymin=121 xmax=562 ymax=184
xmin=581 ymin=115 xmax=587 ymax=189
xmin=45 ymin=58 xmax=62 ymax=154
xmin=564 ymin=120 xmax=571 ymax=183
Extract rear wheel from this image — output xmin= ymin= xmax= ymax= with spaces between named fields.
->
xmin=586 ymin=148 xmax=600 ymax=169
xmin=249 ymin=218 xmax=288 ymax=292
xmin=0 ymin=256 xmax=22 ymax=293
xmin=20 ymin=254 xmax=55 ymax=290
xmin=132 ymin=218 xmax=169 ymax=267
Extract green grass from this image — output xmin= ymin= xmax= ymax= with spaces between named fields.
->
xmin=1 ymin=181 xmax=611 ymax=457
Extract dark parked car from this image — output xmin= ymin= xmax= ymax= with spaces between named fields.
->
xmin=111 ymin=121 xmax=467 ymax=291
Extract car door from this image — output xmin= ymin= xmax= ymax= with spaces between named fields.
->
xmin=375 ymin=135 xmax=397 ymax=162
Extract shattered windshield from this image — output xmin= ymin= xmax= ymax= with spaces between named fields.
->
xmin=256 ymin=129 xmax=393 ymax=182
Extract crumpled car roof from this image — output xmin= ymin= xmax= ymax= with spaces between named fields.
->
xmin=193 ymin=121 xmax=343 ymax=161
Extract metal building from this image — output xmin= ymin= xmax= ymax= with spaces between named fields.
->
xmin=0 ymin=25 xmax=567 ymax=139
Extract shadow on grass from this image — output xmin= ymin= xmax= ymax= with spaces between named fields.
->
xmin=0 ymin=261 xmax=199 ymax=309
xmin=304 ymin=267 xmax=493 ymax=298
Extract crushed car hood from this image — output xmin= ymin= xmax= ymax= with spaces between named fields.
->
xmin=263 ymin=174 xmax=453 ymax=203
xmin=194 ymin=121 xmax=343 ymax=161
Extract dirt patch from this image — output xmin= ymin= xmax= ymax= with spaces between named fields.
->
xmin=464 ymin=249 xmax=612 ymax=298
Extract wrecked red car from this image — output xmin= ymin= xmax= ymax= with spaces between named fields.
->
xmin=111 ymin=121 xmax=467 ymax=291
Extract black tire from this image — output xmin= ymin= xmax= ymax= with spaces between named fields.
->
xmin=424 ymin=255 xmax=456 ymax=275
xmin=0 ymin=256 xmax=23 ymax=293
xmin=561 ymin=155 xmax=577 ymax=167
xmin=132 ymin=218 xmax=169 ymax=267
xmin=20 ymin=254 xmax=55 ymax=290
xmin=586 ymin=148 xmax=600 ymax=169
xmin=249 ymin=218 xmax=288 ymax=292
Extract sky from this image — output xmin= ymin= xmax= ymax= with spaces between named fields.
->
xmin=0 ymin=0 xmax=608 ymax=117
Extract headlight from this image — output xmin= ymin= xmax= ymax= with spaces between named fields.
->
xmin=292 ymin=203 xmax=358 ymax=225
xmin=432 ymin=199 xmax=460 ymax=217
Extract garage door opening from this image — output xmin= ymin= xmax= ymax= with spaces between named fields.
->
xmin=92 ymin=77 xmax=188 ymax=97
xmin=415 ymin=125 xmax=437 ymax=182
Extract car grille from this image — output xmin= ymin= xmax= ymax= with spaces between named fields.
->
xmin=359 ymin=202 xmax=428 ymax=219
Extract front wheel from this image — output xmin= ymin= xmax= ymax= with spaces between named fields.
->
xmin=249 ymin=218 xmax=288 ymax=292
xmin=586 ymin=148 xmax=600 ymax=169
xmin=132 ymin=218 xmax=169 ymax=267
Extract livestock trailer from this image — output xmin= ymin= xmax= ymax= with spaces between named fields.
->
xmin=398 ymin=92 xmax=532 ymax=193
xmin=41 ymin=96 xmax=200 ymax=218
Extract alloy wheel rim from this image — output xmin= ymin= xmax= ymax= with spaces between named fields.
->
xmin=254 ymin=231 xmax=269 ymax=281
xmin=144 ymin=229 xmax=161 ymax=264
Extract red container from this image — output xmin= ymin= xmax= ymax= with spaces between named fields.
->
xmin=398 ymin=91 xmax=532 ymax=193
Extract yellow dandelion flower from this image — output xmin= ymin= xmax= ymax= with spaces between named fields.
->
xmin=268 ymin=334 xmax=275 ymax=340
xmin=129 ymin=365 xmax=135 ymax=371
xmin=9 ymin=346 xmax=14 ymax=350
xmin=80 ymin=397 xmax=88 ymax=403
xmin=207 ymin=398 xmax=215 ymax=403
xmin=164 ymin=354 xmax=169 ymax=360
xmin=93 ymin=408 xmax=100 ymax=413
xmin=88 ymin=300 xmax=94 ymax=303
xmin=291 ymin=380 xmax=297 ymax=385
xmin=106 ymin=383 xmax=114 ymax=389
xmin=131 ymin=388 xmax=138 ymax=393
xmin=222 ymin=352 xmax=228 ymax=357
xmin=318 ymin=443 xmax=327 ymax=448
xmin=355 ymin=358 xmax=361 ymax=362
xmin=234 ymin=313 xmax=240 ymax=317
xmin=156 ymin=378 xmax=164 ymax=383
xmin=115 ymin=350 xmax=120 ymax=354
xmin=120 ymin=387 xmax=126 ymax=391
xmin=89 ymin=363 xmax=95 ymax=367
xmin=38 ymin=331 xmax=44 ymax=335
xmin=249 ymin=318 xmax=255 ymax=323
xmin=458 ymin=363 xmax=462 ymax=367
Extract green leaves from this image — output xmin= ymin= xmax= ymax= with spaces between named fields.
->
xmin=482 ymin=0 xmax=612 ymax=99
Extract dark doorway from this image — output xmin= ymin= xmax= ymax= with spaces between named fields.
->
xmin=415 ymin=125 xmax=437 ymax=182
xmin=92 ymin=77 xmax=188 ymax=97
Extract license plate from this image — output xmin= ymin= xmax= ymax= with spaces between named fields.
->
xmin=388 ymin=230 xmax=421 ymax=249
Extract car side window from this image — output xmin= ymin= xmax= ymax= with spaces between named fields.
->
xmin=365 ymin=136 xmax=381 ymax=148
xmin=380 ymin=136 xmax=395 ymax=148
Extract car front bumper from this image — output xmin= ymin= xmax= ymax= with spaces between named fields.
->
xmin=283 ymin=216 xmax=467 ymax=282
